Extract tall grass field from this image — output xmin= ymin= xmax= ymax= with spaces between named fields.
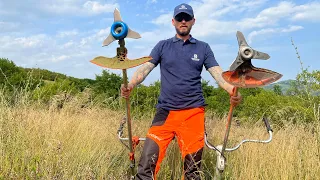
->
xmin=1 ymin=93 xmax=319 ymax=180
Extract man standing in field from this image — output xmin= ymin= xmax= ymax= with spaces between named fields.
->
xmin=121 ymin=3 xmax=242 ymax=180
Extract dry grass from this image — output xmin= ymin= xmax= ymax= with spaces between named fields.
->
xmin=1 ymin=98 xmax=319 ymax=179
xmin=0 ymin=101 xmax=133 ymax=179
xmin=203 ymin=118 xmax=320 ymax=180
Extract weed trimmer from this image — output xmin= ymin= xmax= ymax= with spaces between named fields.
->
xmin=205 ymin=31 xmax=282 ymax=179
xmin=90 ymin=8 xmax=152 ymax=179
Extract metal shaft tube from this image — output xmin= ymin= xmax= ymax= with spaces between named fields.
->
xmin=221 ymin=87 xmax=238 ymax=158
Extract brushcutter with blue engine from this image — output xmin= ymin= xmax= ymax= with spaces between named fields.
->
xmin=90 ymin=8 xmax=152 ymax=179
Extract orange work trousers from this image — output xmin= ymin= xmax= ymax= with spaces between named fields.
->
xmin=135 ymin=107 xmax=205 ymax=180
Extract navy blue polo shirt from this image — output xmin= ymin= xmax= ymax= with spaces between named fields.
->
xmin=149 ymin=35 xmax=219 ymax=110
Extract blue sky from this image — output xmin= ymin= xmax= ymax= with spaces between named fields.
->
xmin=1 ymin=0 xmax=319 ymax=86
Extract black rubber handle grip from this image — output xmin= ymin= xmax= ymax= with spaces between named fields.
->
xmin=263 ymin=116 xmax=273 ymax=132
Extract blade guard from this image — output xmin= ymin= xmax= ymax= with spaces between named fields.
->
xmin=223 ymin=31 xmax=282 ymax=88
xmin=222 ymin=61 xmax=282 ymax=88
xmin=90 ymin=56 xmax=152 ymax=69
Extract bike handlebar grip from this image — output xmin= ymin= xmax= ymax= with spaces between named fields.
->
xmin=263 ymin=116 xmax=273 ymax=132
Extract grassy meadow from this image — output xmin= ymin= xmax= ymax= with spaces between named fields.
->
xmin=1 ymin=92 xmax=319 ymax=180
xmin=1 ymin=53 xmax=319 ymax=179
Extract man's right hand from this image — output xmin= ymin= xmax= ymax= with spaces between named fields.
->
xmin=121 ymin=83 xmax=135 ymax=99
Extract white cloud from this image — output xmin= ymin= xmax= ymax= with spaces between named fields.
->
xmin=57 ymin=30 xmax=79 ymax=38
xmin=281 ymin=25 xmax=304 ymax=32
xmin=83 ymin=1 xmax=119 ymax=14
xmin=0 ymin=22 xmax=20 ymax=33
xmin=248 ymin=25 xmax=304 ymax=43
xmin=62 ymin=41 xmax=75 ymax=49
xmin=1 ymin=0 xmax=119 ymax=16
xmin=147 ymin=0 xmax=157 ymax=4
xmin=136 ymin=13 xmax=150 ymax=17
xmin=193 ymin=20 xmax=235 ymax=37
xmin=140 ymin=29 xmax=174 ymax=43
xmin=96 ymin=28 xmax=110 ymax=38
xmin=236 ymin=1 xmax=296 ymax=30
xmin=149 ymin=0 xmax=271 ymax=39
xmin=0 ymin=32 xmax=97 ymax=71
xmin=169 ymin=1 xmax=319 ymax=39
xmin=80 ymin=28 xmax=110 ymax=47
xmin=238 ymin=1 xmax=320 ymax=30
xmin=189 ymin=0 xmax=267 ymax=19
xmin=51 ymin=55 xmax=70 ymax=62
xmin=259 ymin=1 xmax=295 ymax=19
xmin=0 ymin=34 xmax=47 ymax=50
xmin=291 ymin=2 xmax=320 ymax=22
xmin=151 ymin=14 xmax=172 ymax=26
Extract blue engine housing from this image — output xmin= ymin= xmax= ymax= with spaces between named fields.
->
xmin=111 ymin=22 xmax=128 ymax=40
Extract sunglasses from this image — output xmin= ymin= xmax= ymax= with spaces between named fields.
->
xmin=174 ymin=13 xmax=193 ymax=22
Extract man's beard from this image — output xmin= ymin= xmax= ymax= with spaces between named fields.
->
xmin=175 ymin=26 xmax=192 ymax=36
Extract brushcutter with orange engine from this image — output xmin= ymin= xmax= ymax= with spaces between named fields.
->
xmin=205 ymin=31 xmax=282 ymax=179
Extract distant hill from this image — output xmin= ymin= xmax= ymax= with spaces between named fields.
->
xmin=263 ymin=79 xmax=296 ymax=92
xmin=264 ymin=79 xmax=320 ymax=96
xmin=0 ymin=58 xmax=96 ymax=91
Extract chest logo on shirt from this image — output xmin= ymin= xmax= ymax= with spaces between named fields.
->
xmin=191 ymin=54 xmax=200 ymax=61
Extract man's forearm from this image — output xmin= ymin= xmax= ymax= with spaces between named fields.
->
xmin=129 ymin=62 xmax=155 ymax=87
xmin=208 ymin=66 xmax=234 ymax=95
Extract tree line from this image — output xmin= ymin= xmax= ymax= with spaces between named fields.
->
xmin=0 ymin=57 xmax=319 ymax=126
